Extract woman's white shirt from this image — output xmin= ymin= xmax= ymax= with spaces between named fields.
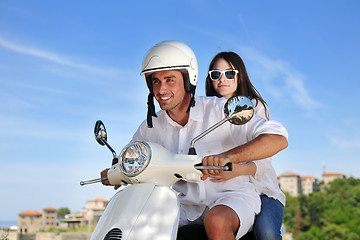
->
xmin=249 ymin=99 xmax=286 ymax=206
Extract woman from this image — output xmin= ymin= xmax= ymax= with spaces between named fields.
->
xmin=205 ymin=52 xmax=285 ymax=240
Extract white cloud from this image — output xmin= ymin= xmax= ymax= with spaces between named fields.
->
xmin=187 ymin=23 xmax=320 ymax=111
xmin=0 ymin=36 xmax=122 ymax=76
xmin=329 ymin=136 xmax=360 ymax=149
xmin=189 ymin=18 xmax=320 ymax=111
xmin=240 ymin=46 xmax=321 ymax=110
xmin=0 ymin=90 xmax=35 ymax=109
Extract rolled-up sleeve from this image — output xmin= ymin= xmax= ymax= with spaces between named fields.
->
xmin=257 ymin=121 xmax=287 ymax=140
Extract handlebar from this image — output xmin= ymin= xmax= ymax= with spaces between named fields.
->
xmin=80 ymin=176 xmax=108 ymax=186
xmin=80 ymin=163 xmax=232 ymax=186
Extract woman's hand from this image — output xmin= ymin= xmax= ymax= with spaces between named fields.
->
xmin=207 ymin=168 xmax=240 ymax=182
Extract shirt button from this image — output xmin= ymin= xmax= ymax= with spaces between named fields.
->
xmin=180 ymin=150 xmax=183 ymax=153
xmin=200 ymin=200 xmax=204 ymax=203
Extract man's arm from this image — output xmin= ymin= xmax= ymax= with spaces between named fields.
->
xmin=202 ymin=134 xmax=288 ymax=176
xmin=222 ymin=134 xmax=287 ymax=163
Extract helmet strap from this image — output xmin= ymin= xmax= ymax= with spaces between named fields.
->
xmin=147 ymin=93 xmax=157 ymax=128
xmin=186 ymin=85 xmax=196 ymax=113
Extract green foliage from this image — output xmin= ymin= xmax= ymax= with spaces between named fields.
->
xmin=57 ymin=207 xmax=71 ymax=219
xmin=283 ymin=177 xmax=360 ymax=239
xmin=47 ymin=223 xmax=97 ymax=234
xmin=0 ymin=234 xmax=9 ymax=240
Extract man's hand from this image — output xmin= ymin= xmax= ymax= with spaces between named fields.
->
xmin=100 ymin=168 xmax=121 ymax=190
xmin=100 ymin=168 xmax=111 ymax=185
xmin=201 ymin=155 xmax=230 ymax=180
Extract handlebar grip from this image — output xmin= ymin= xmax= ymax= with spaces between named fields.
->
xmin=194 ymin=162 xmax=232 ymax=171
xmin=224 ymin=162 xmax=232 ymax=171
xmin=80 ymin=176 xmax=108 ymax=186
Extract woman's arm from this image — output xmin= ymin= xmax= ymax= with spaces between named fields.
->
xmin=204 ymin=162 xmax=257 ymax=182
xmin=202 ymin=134 xmax=288 ymax=177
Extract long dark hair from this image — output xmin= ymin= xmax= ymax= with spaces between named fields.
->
xmin=205 ymin=51 xmax=269 ymax=119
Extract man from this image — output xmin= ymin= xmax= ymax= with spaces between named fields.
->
xmin=101 ymin=40 xmax=288 ymax=240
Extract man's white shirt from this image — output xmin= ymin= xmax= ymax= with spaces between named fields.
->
xmin=132 ymin=95 xmax=288 ymax=221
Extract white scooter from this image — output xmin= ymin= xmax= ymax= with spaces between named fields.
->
xmin=80 ymin=96 xmax=254 ymax=240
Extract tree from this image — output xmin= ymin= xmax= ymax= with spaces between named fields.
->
xmin=283 ymin=177 xmax=360 ymax=239
xmin=57 ymin=207 xmax=71 ymax=219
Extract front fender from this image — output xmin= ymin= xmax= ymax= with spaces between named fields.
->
xmin=91 ymin=183 xmax=179 ymax=240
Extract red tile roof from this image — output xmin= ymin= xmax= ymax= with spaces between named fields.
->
xmin=322 ymin=172 xmax=344 ymax=176
xmin=281 ymin=171 xmax=300 ymax=176
xmin=90 ymin=197 xmax=108 ymax=202
xmin=301 ymin=175 xmax=315 ymax=179
xmin=19 ymin=210 xmax=42 ymax=216
xmin=44 ymin=206 xmax=57 ymax=210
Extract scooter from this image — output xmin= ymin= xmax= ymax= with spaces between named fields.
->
xmin=80 ymin=96 xmax=254 ymax=240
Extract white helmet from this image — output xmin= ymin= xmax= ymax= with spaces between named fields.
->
xmin=140 ymin=40 xmax=198 ymax=127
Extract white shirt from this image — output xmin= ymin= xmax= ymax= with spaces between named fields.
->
xmin=250 ymin=99 xmax=287 ymax=206
xmin=132 ymin=96 xmax=288 ymax=221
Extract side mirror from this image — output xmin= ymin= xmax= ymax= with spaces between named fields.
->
xmin=224 ymin=96 xmax=254 ymax=125
xmin=94 ymin=120 xmax=117 ymax=160
xmin=94 ymin=120 xmax=107 ymax=146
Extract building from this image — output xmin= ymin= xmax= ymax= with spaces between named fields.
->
xmin=278 ymin=172 xmax=302 ymax=196
xmin=82 ymin=197 xmax=109 ymax=223
xmin=322 ymin=172 xmax=346 ymax=185
xmin=301 ymin=175 xmax=319 ymax=195
xmin=17 ymin=198 xmax=108 ymax=235
xmin=279 ymin=171 xmax=347 ymax=196
xmin=59 ymin=212 xmax=85 ymax=229
xmin=18 ymin=207 xmax=57 ymax=234
xmin=43 ymin=207 xmax=57 ymax=230
xmin=18 ymin=210 xmax=43 ymax=234
xmin=59 ymin=197 xmax=109 ymax=229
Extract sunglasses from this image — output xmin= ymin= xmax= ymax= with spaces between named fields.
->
xmin=208 ymin=70 xmax=239 ymax=81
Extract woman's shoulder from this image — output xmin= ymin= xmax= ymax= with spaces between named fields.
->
xmin=251 ymin=98 xmax=269 ymax=120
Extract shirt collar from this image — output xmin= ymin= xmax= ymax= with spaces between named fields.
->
xmin=165 ymin=95 xmax=203 ymax=128
xmin=188 ymin=95 xmax=203 ymax=123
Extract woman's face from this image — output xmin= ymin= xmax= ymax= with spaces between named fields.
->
xmin=211 ymin=58 xmax=238 ymax=99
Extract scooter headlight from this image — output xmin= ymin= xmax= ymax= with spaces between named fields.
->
xmin=119 ymin=141 xmax=151 ymax=177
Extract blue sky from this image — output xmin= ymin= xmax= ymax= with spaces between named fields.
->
xmin=1 ymin=0 xmax=360 ymax=221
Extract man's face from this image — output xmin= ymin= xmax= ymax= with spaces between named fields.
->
xmin=151 ymin=70 xmax=189 ymax=112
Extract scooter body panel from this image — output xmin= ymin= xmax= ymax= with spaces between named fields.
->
xmin=91 ymin=183 xmax=179 ymax=240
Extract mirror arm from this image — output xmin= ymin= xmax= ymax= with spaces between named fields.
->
xmin=101 ymin=138 xmax=117 ymax=159
xmin=188 ymin=116 xmax=230 ymax=155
